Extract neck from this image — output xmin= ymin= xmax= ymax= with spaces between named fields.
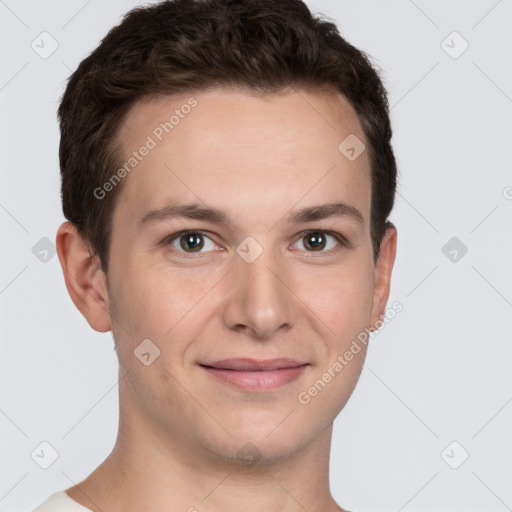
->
xmin=66 ymin=379 xmax=344 ymax=512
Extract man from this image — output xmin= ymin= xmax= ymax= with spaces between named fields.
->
xmin=34 ymin=0 xmax=397 ymax=510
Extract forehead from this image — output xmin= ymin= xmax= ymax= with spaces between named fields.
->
xmin=120 ymin=86 xmax=365 ymax=149
xmin=112 ymin=87 xmax=371 ymax=233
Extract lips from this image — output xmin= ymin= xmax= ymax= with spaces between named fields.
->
xmin=199 ymin=358 xmax=308 ymax=390
xmin=201 ymin=358 xmax=306 ymax=371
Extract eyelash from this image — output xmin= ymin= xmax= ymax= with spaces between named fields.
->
xmin=162 ymin=229 xmax=350 ymax=257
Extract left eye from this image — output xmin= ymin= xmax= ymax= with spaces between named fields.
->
xmin=167 ymin=231 xmax=217 ymax=253
xmin=292 ymin=231 xmax=342 ymax=252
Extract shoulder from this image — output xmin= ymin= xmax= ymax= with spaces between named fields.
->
xmin=32 ymin=491 xmax=93 ymax=512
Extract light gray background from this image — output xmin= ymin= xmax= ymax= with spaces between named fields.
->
xmin=1 ymin=1 xmax=511 ymax=511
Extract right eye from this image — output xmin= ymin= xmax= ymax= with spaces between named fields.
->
xmin=164 ymin=230 xmax=219 ymax=254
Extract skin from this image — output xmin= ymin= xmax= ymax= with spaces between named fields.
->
xmin=56 ymin=86 xmax=397 ymax=512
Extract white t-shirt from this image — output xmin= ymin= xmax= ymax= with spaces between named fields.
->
xmin=33 ymin=490 xmax=352 ymax=511
xmin=32 ymin=491 xmax=93 ymax=511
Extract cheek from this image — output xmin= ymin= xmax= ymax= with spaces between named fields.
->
xmin=293 ymin=264 xmax=374 ymax=426
xmin=109 ymin=267 xmax=210 ymax=399
xmin=113 ymin=262 xmax=206 ymax=332
xmin=295 ymin=258 xmax=375 ymax=345
xmin=109 ymin=261 xmax=224 ymax=374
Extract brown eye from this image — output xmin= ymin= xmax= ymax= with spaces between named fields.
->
xmin=292 ymin=231 xmax=344 ymax=253
xmin=303 ymin=232 xmax=327 ymax=251
xmin=167 ymin=231 xmax=217 ymax=254
xmin=179 ymin=232 xmax=204 ymax=252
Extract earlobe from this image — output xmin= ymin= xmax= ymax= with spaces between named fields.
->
xmin=370 ymin=224 xmax=397 ymax=328
xmin=56 ymin=221 xmax=112 ymax=332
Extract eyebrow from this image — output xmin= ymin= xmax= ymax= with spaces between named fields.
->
xmin=288 ymin=202 xmax=363 ymax=224
xmin=137 ymin=201 xmax=364 ymax=230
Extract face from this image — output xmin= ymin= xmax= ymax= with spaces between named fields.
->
xmin=73 ymin=87 xmax=396 ymax=465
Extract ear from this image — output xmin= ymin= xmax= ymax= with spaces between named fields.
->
xmin=369 ymin=224 xmax=397 ymax=329
xmin=56 ymin=221 xmax=112 ymax=332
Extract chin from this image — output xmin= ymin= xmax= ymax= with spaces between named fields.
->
xmin=198 ymin=417 xmax=319 ymax=467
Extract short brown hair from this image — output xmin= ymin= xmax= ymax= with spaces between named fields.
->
xmin=58 ymin=0 xmax=397 ymax=273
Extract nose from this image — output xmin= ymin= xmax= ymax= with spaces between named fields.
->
xmin=222 ymin=247 xmax=295 ymax=340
